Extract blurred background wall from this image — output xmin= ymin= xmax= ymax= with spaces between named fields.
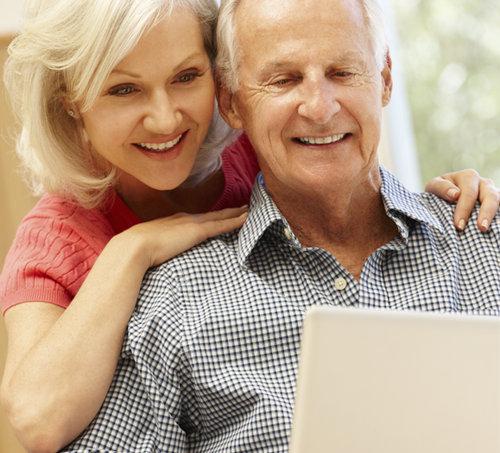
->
xmin=0 ymin=2 xmax=24 ymax=34
xmin=392 ymin=0 xmax=500 ymax=188
xmin=1 ymin=2 xmax=36 ymax=451
xmin=0 ymin=35 xmax=36 ymax=453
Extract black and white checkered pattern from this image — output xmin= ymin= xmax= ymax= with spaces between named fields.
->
xmin=62 ymin=166 xmax=500 ymax=452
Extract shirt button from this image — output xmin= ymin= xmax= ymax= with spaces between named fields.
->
xmin=335 ymin=277 xmax=347 ymax=291
xmin=284 ymin=228 xmax=292 ymax=240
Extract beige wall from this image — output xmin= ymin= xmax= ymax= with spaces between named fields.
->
xmin=0 ymin=35 xmax=38 ymax=453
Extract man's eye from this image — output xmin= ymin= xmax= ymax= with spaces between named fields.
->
xmin=273 ymin=78 xmax=295 ymax=87
xmin=109 ymin=86 xmax=135 ymax=96
xmin=335 ymin=72 xmax=352 ymax=77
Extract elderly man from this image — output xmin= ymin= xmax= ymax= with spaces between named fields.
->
xmin=64 ymin=0 xmax=500 ymax=451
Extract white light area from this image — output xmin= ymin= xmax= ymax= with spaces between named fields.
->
xmin=0 ymin=0 xmax=25 ymax=34
xmin=380 ymin=0 xmax=422 ymax=192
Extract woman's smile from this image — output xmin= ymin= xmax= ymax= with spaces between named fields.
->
xmin=131 ymin=131 xmax=188 ymax=162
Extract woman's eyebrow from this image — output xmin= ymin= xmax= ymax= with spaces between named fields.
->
xmin=110 ymin=52 xmax=208 ymax=80
xmin=110 ymin=69 xmax=141 ymax=78
xmin=171 ymin=52 xmax=208 ymax=72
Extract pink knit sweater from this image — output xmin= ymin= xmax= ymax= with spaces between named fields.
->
xmin=0 ymin=134 xmax=260 ymax=314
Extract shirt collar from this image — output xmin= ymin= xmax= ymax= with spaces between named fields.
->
xmin=379 ymin=165 xmax=444 ymax=239
xmin=237 ymin=174 xmax=292 ymax=268
xmin=237 ymin=167 xmax=444 ymax=266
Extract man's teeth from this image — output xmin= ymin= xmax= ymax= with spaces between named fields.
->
xmin=298 ymin=134 xmax=346 ymax=145
xmin=138 ymin=134 xmax=183 ymax=151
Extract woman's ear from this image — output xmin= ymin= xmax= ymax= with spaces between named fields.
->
xmin=60 ymin=97 xmax=80 ymax=119
xmin=215 ymin=72 xmax=244 ymax=130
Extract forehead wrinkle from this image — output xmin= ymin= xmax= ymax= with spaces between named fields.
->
xmin=257 ymin=50 xmax=366 ymax=77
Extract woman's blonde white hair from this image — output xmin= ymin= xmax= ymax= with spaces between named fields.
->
xmin=5 ymin=0 xmax=233 ymax=208
xmin=216 ymin=0 xmax=389 ymax=93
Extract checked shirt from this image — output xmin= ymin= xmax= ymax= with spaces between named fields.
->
xmin=64 ymin=166 xmax=500 ymax=453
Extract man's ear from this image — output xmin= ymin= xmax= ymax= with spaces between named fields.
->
xmin=215 ymin=73 xmax=244 ymax=130
xmin=381 ymin=50 xmax=393 ymax=107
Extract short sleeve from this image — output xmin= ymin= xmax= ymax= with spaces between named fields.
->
xmin=0 ymin=195 xmax=114 ymax=315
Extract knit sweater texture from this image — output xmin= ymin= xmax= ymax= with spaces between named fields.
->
xmin=0 ymin=134 xmax=259 ymax=314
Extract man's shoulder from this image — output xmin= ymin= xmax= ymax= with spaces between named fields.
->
xmin=132 ymin=229 xmax=243 ymax=337
xmin=143 ymin=229 xmax=242 ymax=288
xmin=415 ymin=192 xmax=492 ymax=232
xmin=413 ymin=191 xmax=460 ymax=220
xmin=405 ymin=193 xmax=500 ymax=270
xmin=381 ymin=167 xmax=493 ymax=235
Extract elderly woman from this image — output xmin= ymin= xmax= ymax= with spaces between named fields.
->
xmin=0 ymin=0 xmax=497 ymax=451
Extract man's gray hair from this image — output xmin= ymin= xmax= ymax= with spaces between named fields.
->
xmin=216 ymin=0 xmax=389 ymax=94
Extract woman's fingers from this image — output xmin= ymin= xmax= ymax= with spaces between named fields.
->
xmin=424 ymin=176 xmax=461 ymax=203
xmin=186 ymin=207 xmax=249 ymax=241
xmin=476 ymin=179 xmax=500 ymax=232
xmin=425 ymin=170 xmax=499 ymax=231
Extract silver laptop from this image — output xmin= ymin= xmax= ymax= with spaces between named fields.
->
xmin=290 ymin=307 xmax=500 ymax=453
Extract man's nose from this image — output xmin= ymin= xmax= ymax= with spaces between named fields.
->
xmin=143 ymin=89 xmax=182 ymax=133
xmin=297 ymin=76 xmax=341 ymax=124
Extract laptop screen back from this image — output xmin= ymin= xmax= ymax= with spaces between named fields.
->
xmin=290 ymin=307 xmax=500 ymax=453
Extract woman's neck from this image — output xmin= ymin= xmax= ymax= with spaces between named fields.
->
xmin=115 ymin=168 xmax=225 ymax=222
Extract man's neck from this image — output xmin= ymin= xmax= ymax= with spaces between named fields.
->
xmin=266 ymin=171 xmax=399 ymax=281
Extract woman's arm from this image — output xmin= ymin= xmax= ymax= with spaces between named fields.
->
xmin=425 ymin=169 xmax=500 ymax=232
xmin=0 ymin=207 xmax=247 ymax=453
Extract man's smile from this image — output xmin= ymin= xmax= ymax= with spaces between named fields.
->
xmin=294 ymin=133 xmax=348 ymax=145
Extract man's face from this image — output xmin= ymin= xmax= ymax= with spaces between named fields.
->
xmin=221 ymin=0 xmax=392 ymax=199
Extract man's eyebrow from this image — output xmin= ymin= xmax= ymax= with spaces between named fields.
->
xmin=110 ymin=52 xmax=209 ymax=79
xmin=259 ymin=52 xmax=363 ymax=74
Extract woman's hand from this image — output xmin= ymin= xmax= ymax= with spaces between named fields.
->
xmin=1 ymin=205 xmax=248 ymax=453
xmin=125 ymin=206 xmax=248 ymax=270
xmin=425 ymin=170 xmax=500 ymax=232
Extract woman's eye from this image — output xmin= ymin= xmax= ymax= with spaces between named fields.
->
xmin=177 ymin=72 xmax=200 ymax=83
xmin=109 ymin=86 xmax=135 ymax=96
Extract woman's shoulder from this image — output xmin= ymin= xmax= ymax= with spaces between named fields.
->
xmin=221 ymin=132 xmax=259 ymax=173
xmin=0 ymin=193 xmax=118 ymax=313
xmin=18 ymin=192 xmax=116 ymax=252
xmin=213 ymin=133 xmax=261 ymax=211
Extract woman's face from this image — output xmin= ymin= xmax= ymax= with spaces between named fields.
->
xmin=78 ymin=8 xmax=215 ymax=195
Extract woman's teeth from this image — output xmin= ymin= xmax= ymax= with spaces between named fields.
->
xmin=137 ymin=134 xmax=183 ymax=151
xmin=297 ymin=134 xmax=346 ymax=145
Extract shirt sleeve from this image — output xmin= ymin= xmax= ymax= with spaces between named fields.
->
xmin=60 ymin=350 xmax=187 ymax=452
xmin=61 ymin=273 xmax=188 ymax=452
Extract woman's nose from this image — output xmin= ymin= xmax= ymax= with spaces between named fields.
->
xmin=143 ymin=89 xmax=182 ymax=134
